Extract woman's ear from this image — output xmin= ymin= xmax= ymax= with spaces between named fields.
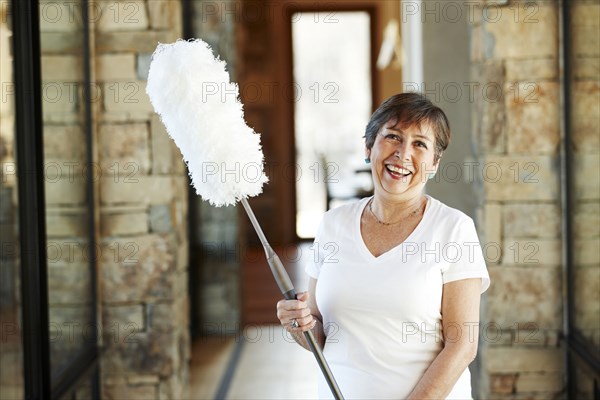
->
xmin=428 ymin=158 xmax=440 ymax=180
xmin=364 ymin=149 xmax=371 ymax=164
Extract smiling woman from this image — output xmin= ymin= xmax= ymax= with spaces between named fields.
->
xmin=277 ymin=92 xmax=490 ymax=399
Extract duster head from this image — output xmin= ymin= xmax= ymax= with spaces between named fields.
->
xmin=146 ymin=39 xmax=268 ymax=206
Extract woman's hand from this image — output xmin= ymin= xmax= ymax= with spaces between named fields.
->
xmin=276 ymin=291 xmax=317 ymax=332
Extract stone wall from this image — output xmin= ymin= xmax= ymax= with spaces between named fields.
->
xmin=471 ymin=1 xmax=563 ymax=398
xmin=471 ymin=0 xmax=598 ymax=398
xmin=91 ymin=0 xmax=190 ymax=398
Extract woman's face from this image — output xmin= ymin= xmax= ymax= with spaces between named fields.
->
xmin=366 ymin=120 xmax=439 ymax=200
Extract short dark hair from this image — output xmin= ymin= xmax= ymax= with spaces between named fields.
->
xmin=364 ymin=93 xmax=451 ymax=163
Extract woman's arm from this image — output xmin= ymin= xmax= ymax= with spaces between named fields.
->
xmin=407 ymin=278 xmax=482 ymax=400
xmin=277 ymin=278 xmax=327 ymax=350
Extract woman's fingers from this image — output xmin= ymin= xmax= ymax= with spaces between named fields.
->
xmin=276 ymin=292 xmax=316 ymax=331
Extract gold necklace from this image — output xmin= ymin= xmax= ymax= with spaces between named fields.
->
xmin=368 ymin=198 xmax=424 ymax=226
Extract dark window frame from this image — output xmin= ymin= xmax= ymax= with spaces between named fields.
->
xmin=11 ymin=0 xmax=100 ymax=397
xmin=560 ymin=1 xmax=600 ymax=398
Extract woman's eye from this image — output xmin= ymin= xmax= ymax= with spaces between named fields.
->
xmin=386 ymin=134 xmax=401 ymax=142
xmin=416 ymin=141 xmax=427 ymax=148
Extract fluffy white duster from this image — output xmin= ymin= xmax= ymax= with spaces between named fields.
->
xmin=146 ymin=39 xmax=268 ymax=207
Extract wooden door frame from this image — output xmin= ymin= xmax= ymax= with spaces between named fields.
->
xmin=275 ymin=1 xmax=382 ymax=242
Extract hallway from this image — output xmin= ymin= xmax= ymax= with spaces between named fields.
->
xmin=188 ymin=326 xmax=318 ymax=399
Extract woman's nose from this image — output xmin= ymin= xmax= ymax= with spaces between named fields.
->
xmin=394 ymin=141 xmax=412 ymax=160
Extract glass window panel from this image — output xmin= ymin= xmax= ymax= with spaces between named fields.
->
xmin=39 ymin=0 xmax=96 ymax=383
xmin=570 ymin=1 xmax=600 ymax=352
xmin=292 ymin=11 xmax=373 ymax=239
xmin=0 ymin=2 xmax=25 ymax=398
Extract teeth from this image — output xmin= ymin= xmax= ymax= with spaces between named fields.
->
xmin=387 ymin=165 xmax=411 ymax=175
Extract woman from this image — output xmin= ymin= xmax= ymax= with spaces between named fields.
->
xmin=277 ymin=93 xmax=490 ymax=399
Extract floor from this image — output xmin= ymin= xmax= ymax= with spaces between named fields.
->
xmin=187 ymin=326 xmax=319 ymax=399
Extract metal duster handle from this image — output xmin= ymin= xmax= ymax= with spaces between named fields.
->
xmin=284 ymin=289 xmax=345 ymax=400
xmin=240 ymin=198 xmax=344 ymax=400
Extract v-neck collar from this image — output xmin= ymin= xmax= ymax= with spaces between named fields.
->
xmin=356 ymin=195 xmax=432 ymax=262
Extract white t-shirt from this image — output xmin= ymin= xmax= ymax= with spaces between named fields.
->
xmin=305 ymin=195 xmax=490 ymax=400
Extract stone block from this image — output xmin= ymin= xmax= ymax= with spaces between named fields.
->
xmin=484 ymin=3 xmax=558 ymax=60
xmin=572 ymin=1 xmax=600 ymax=28
xmin=42 ymin=82 xmax=78 ymax=123
xmin=504 ymin=59 xmax=558 ymax=82
xmin=484 ymin=203 xmax=502 ymax=263
xmin=149 ymin=205 xmax=172 ymax=233
xmin=574 ymin=57 xmax=600 ymax=80
xmin=46 ymin=209 xmax=87 ymax=238
xmin=0 ymin=160 xmax=17 ymax=188
xmin=150 ymin=114 xmax=173 ymax=174
xmin=102 ymin=81 xmax=154 ymax=117
xmin=147 ymin=300 xmax=186 ymax=333
xmin=487 ymin=266 xmax=562 ymax=329
xmin=573 ymin=25 xmax=600 ymax=57
xmin=147 ymin=0 xmax=173 ymax=29
xmin=103 ymin=304 xmax=146 ymax=334
xmin=102 ymin=329 xmax=178 ymax=378
xmin=101 ymin=211 xmax=149 ymax=236
xmin=128 ymin=375 xmax=160 ymax=385
xmin=471 ymin=18 xmax=487 ymax=66
xmin=176 ymin=239 xmax=189 ymax=271
xmin=41 ymin=55 xmax=82 ymax=81
xmin=572 ymin=3 xmax=600 ymax=57
xmin=100 ymin=176 xmax=175 ymax=205
xmin=100 ymin=235 xmax=175 ymax=302
xmin=47 ymin=263 xmax=92 ymax=304
xmin=97 ymin=31 xmax=177 ymax=53
xmin=48 ymin=304 xmax=94 ymax=336
xmin=479 ymin=63 xmax=506 ymax=154
xmin=575 ymin=365 xmax=597 ymax=400
xmin=572 ymin=81 xmax=600 ymax=153
xmin=45 ymin=177 xmax=87 ymax=206
xmin=574 ymin=201 xmax=600 ymax=239
xmin=103 ymin=383 xmax=157 ymax=400
xmin=484 ymin=156 xmax=559 ymax=201
xmin=490 ymin=373 xmax=516 ymax=394
xmin=502 ymin=239 xmax=561 ymax=266
xmin=43 ymin=124 xmax=86 ymax=161
xmin=171 ymin=1 xmax=183 ymax=38
xmin=98 ymin=122 xmax=150 ymax=175
xmin=575 ymin=238 xmax=600 ymax=266
xmin=40 ymin=32 xmax=82 ymax=55
xmin=505 ymin=81 xmax=560 ymax=155
xmin=516 ymin=372 xmax=564 ymax=393
xmin=97 ymin=0 xmax=149 ymax=32
xmin=478 ymin=61 xmax=506 ymax=154
xmin=574 ymin=266 xmax=600 ymax=330
xmin=97 ymin=54 xmax=137 ymax=81
xmin=486 ymin=347 xmax=563 ymax=373
xmin=136 ymin=53 xmax=152 ymax=81
xmin=39 ymin=0 xmax=81 ymax=33
xmin=574 ymin=153 xmax=600 ymax=200
xmin=503 ymin=203 xmax=560 ymax=238
xmin=46 ymin=238 xmax=92 ymax=266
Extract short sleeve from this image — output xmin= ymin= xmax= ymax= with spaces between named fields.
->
xmin=305 ymin=217 xmax=326 ymax=279
xmin=442 ymin=218 xmax=490 ymax=293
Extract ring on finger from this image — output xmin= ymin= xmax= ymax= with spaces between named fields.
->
xmin=290 ymin=319 xmax=299 ymax=329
